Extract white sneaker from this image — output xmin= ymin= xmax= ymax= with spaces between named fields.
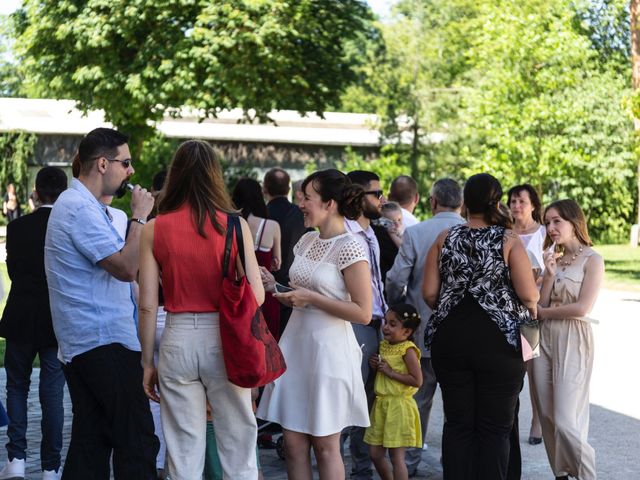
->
xmin=0 ymin=458 xmax=25 ymax=480
xmin=42 ymin=468 xmax=61 ymax=480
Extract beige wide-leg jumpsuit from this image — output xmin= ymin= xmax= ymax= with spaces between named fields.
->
xmin=532 ymin=252 xmax=597 ymax=479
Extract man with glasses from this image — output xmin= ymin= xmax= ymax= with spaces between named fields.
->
xmin=44 ymin=128 xmax=158 ymax=479
xmin=342 ymin=170 xmax=387 ymax=480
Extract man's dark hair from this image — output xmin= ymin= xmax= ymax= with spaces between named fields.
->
xmin=78 ymin=128 xmax=129 ymax=175
xmin=35 ymin=166 xmax=68 ymax=204
xmin=152 ymin=170 xmax=168 ymax=193
xmin=263 ymin=167 xmax=290 ymax=197
xmin=389 ymin=175 xmax=418 ymax=205
xmin=431 ymin=178 xmax=462 ymax=209
xmin=346 ymin=170 xmax=379 ymax=187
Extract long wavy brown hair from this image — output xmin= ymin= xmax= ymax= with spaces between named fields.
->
xmin=157 ymin=140 xmax=235 ymax=237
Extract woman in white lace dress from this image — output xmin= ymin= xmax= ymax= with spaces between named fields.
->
xmin=257 ymin=169 xmax=372 ymax=480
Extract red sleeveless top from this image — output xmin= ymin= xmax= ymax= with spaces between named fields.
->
xmin=153 ymin=205 xmax=237 ymax=313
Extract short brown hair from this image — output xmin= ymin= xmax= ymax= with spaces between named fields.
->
xmin=389 ymin=175 xmax=418 ymax=206
xmin=543 ymin=199 xmax=592 ymax=248
xmin=263 ymin=168 xmax=290 ymax=196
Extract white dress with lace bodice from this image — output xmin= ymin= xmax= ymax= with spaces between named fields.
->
xmin=256 ymin=232 xmax=371 ymax=436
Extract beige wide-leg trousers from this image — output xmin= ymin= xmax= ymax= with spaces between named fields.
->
xmin=158 ymin=312 xmax=258 ymax=480
xmin=532 ymin=318 xmax=596 ymax=479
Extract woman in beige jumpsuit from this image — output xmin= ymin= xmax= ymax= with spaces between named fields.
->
xmin=533 ymin=199 xmax=604 ymax=480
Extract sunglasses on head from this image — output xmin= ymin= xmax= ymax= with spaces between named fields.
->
xmin=365 ymin=190 xmax=384 ymax=199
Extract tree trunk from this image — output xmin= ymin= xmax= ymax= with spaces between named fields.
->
xmin=410 ymin=120 xmax=420 ymax=181
xmin=632 ymin=0 xmax=640 ymax=227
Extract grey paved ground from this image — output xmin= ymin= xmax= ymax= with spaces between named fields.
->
xmin=0 ymin=288 xmax=638 ymax=479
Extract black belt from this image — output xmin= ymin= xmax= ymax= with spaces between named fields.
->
xmin=369 ymin=317 xmax=383 ymax=330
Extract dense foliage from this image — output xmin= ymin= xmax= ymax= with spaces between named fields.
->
xmin=12 ymin=0 xmax=373 ymax=152
xmin=341 ymin=0 xmax=636 ymax=243
xmin=0 ymin=131 xmax=36 ymax=194
xmin=1 ymin=0 xmax=637 ymax=241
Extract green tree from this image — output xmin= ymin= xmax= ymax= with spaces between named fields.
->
xmin=0 ymin=131 xmax=37 ymax=204
xmin=344 ymin=0 xmax=636 ymax=242
xmin=459 ymin=0 xmax=635 ymax=242
xmin=12 ymin=0 xmax=373 ymax=153
xmin=0 ymin=15 xmax=22 ymax=97
xmin=340 ymin=0 xmax=478 ymax=217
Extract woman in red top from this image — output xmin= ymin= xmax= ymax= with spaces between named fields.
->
xmin=138 ymin=140 xmax=264 ymax=480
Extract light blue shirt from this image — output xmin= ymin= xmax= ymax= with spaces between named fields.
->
xmin=44 ymin=179 xmax=140 ymax=363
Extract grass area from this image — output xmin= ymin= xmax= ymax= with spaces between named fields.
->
xmin=594 ymin=244 xmax=640 ymax=292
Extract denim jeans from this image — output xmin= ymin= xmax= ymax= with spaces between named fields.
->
xmin=4 ymin=342 xmax=65 ymax=471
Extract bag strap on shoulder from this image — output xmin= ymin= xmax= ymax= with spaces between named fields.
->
xmin=222 ymin=214 xmax=247 ymax=279
xmin=234 ymin=215 xmax=247 ymax=273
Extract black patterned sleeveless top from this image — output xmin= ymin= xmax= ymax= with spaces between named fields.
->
xmin=426 ymin=224 xmax=532 ymax=350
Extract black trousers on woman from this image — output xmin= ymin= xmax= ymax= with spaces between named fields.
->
xmin=432 ymin=294 xmax=525 ymax=480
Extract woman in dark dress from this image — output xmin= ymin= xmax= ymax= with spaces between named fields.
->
xmin=423 ymin=173 xmax=539 ymax=479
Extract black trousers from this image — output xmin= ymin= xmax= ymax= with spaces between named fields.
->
xmin=432 ymin=295 xmax=525 ymax=480
xmin=62 ymin=344 xmax=159 ymax=480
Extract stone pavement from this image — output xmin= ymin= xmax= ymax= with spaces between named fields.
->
xmin=0 ymin=288 xmax=638 ymax=479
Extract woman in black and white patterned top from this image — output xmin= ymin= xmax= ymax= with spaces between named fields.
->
xmin=423 ymin=173 xmax=539 ymax=480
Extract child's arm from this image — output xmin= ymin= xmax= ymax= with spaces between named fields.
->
xmin=377 ymin=347 xmax=423 ymax=388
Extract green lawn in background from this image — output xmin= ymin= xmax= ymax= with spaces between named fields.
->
xmin=594 ymin=244 xmax=640 ymax=292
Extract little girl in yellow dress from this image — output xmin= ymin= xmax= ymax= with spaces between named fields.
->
xmin=364 ymin=303 xmax=423 ymax=480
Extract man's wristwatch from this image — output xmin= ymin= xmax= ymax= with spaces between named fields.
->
xmin=131 ymin=218 xmax=146 ymax=225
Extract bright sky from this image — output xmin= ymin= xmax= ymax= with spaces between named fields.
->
xmin=0 ymin=0 xmax=21 ymax=16
xmin=1 ymin=0 xmax=395 ymax=18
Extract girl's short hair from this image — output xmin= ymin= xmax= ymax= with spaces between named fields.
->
xmin=543 ymin=199 xmax=593 ymax=248
xmin=388 ymin=303 xmax=421 ymax=340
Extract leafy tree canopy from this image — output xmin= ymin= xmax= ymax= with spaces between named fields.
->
xmin=12 ymin=0 xmax=373 ymax=150
xmin=340 ymin=0 xmax=636 ymax=242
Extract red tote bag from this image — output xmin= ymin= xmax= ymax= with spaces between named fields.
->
xmin=219 ymin=215 xmax=286 ymax=388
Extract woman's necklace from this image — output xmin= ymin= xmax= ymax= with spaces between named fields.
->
xmin=558 ymin=245 xmax=584 ymax=271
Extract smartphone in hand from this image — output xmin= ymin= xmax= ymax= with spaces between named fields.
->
xmin=275 ymin=283 xmax=294 ymax=293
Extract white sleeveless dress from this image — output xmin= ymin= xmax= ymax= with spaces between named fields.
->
xmin=256 ymin=231 xmax=371 ymax=436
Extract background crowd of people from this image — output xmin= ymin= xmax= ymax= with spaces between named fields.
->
xmin=0 ymin=127 xmax=603 ymax=480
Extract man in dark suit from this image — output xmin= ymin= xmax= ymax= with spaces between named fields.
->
xmin=262 ymin=167 xmax=307 ymax=334
xmin=0 ymin=167 xmax=68 ymax=480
